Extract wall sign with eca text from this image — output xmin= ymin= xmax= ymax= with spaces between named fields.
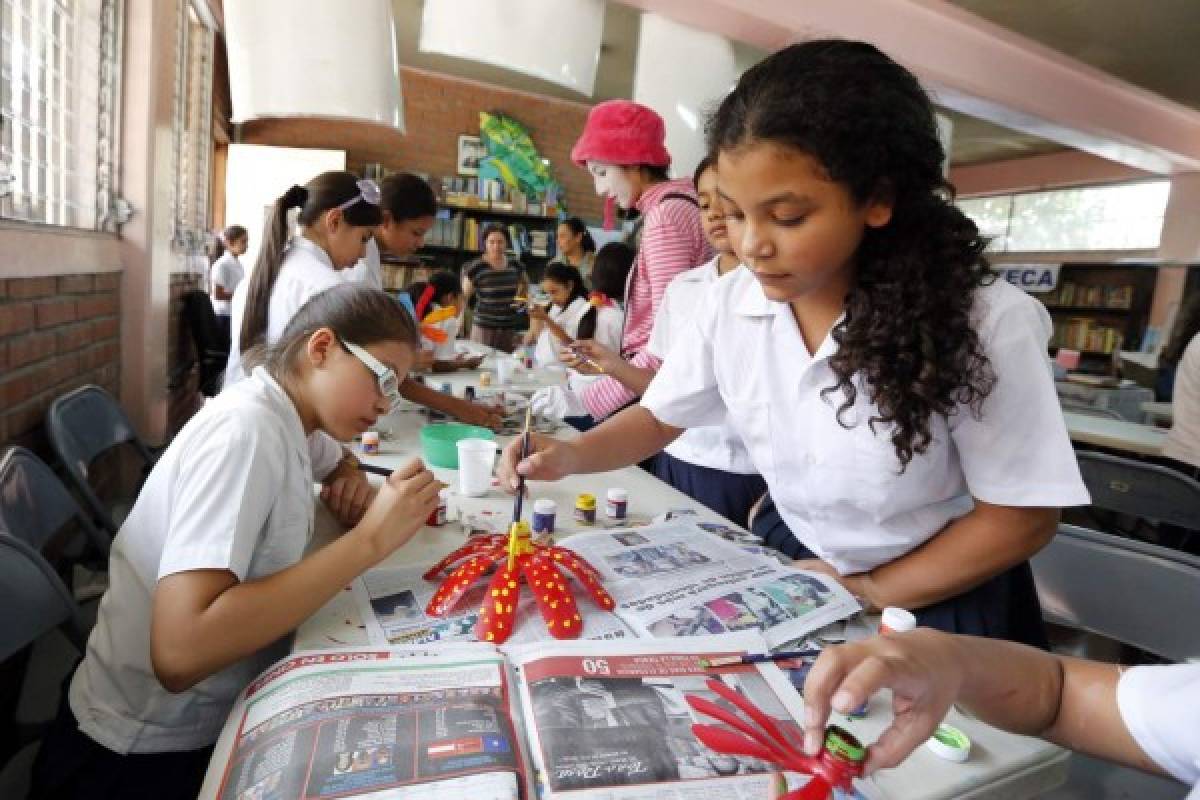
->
xmin=1000 ymin=264 xmax=1060 ymax=294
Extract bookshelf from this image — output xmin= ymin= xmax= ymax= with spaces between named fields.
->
xmin=1033 ymin=263 xmax=1158 ymax=373
xmin=421 ymin=202 xmax=559 ymax=281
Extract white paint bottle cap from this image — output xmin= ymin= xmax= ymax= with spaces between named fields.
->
xmin=880 ymin=607 xmax=917 ymax=635
xmin=926 ymin=723 xmax=971 ymax=762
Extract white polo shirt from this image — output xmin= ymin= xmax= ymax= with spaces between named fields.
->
xmin=647 ymin=259 xmax=757 ymax=475
xmin=1117 ymin=664 xmax=1200 ymax=795
xmin=533 ymin=296 xmax=623 ymax=368
xmin=1165 ymin=333 xmax=1200 ymax=469
xmin=209 ymin=251 xmax=244 ymax=317
xmin=69 ymin=367 xmax=315 ymax=754
xmin=224 ymin=236 xmax=346 ymax=479
xmin=642 ymin=267 xmax=1090 ymax=575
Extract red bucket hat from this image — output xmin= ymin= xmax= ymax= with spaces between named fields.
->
xmin=571 ymin=100 xmax=671 ymax=168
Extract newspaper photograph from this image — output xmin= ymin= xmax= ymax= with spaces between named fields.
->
xmin=206 ymin=645 xmax=526 ymax=800
xmin=507 ymin=634 xmax=874 ymax=799
xmin=353 ymin=564 xmax=634 ymax=647
xmin=558 ymin=522 xmax=861 ymax=648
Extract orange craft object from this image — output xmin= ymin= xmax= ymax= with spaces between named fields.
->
xmin=423 ymin=521 xmax=616 ymax=644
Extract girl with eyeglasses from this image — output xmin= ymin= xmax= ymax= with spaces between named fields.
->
xmin=31 ymin=284 xmax=441 ymax=800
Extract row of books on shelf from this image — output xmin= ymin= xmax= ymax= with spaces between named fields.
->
xmin=1051 ymin=317 xmax=1124 ymax=355
xmin=426 ymin=213 xmax=553 ymax=258
xmin=1042 ymin=281 xmax=1133 ymax=309
xmin=438 ymin=175 xmax=558 ymax=217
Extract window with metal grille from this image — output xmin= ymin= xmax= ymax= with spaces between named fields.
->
xmin=0 ymin=0 xmax=122 ymax=230
xmin=171 ymin=0 xmax=214 ymax=264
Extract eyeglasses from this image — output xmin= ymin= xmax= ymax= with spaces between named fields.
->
xmin=332 ymin=179 xmax=382 ymax=213
xmin=339 ymin=337 xmax=402 ymax=411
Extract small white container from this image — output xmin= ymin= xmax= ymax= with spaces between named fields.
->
xmin=360 ymin=430 xmax=380 ymax=454
xmin=880 ymin=607 xmax=917 ymax=635
xmin=605 ymin=488 xmax=628 ymax=520
xmin=926 ymin=723 xmax=971 ymax=762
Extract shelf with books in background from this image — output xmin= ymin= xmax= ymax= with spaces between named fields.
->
xmin=1030 ymin=263 xmax=1158 ymax=374
xmin=421 ymin=174 xmax=561 ymax=281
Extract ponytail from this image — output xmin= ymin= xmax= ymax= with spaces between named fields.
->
xmin=239 ymin=171 xmax=383 ymax=355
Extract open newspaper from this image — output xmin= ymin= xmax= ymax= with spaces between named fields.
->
xmin=352 ymin=520 xmax=860 ymax=650
xmin=201 ymin=634 xmax=880 ymax=800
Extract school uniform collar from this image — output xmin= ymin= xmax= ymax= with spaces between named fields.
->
xmin=250 ymin=366 xmax=311 ymax=460
xmin=674 ymin=256 xmax=720 ymax=286
xmin=635 ymin=178 xmax=696 ymax=214
xmin=732 ymin=269 xmax=845 ymax=362
xmin=288 ymin=235 xmax=334 ymax=270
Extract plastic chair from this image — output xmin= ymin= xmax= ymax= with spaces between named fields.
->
xmin=45 ymin=385 xmax=158 ymax=536
xmin=1076 ymin=450 xmax=1200 ymax=530
xmin=0 ymin=446 xmax=110 ymax=558
xmin=1031 ymin=524 xmax=1200 ymax=662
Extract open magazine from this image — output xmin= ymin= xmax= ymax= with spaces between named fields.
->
xmin=201 ymin=634 xmax=880 ymax=800
xmin=352 ymin=520 xmax=860 ymax=649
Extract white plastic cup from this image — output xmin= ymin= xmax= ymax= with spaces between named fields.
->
xmin=456 ymin=438 xmax=497 ymax=497
xmin=880 ymin=607 xmax=917 ymax=635
xmin=496 ymin=357 xmax=516 ymax=385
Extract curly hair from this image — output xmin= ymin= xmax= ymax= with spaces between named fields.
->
xmin=707 ymin=39 xmax=996 ymax=469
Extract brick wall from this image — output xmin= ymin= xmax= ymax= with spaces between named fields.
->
xmin=0 ymin=273 xmax=121 ymax=454
xmin=240 ymin=66 xmax=603 ymax=222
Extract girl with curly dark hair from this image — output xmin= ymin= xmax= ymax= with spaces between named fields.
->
xmin=496 ymin=39 xmax=1090 ymax=647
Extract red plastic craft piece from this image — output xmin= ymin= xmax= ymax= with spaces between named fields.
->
xmin=686 ymin=678 xmax=864 ymax=800
xmin=424 ymin=522 xmax=616 ymax=643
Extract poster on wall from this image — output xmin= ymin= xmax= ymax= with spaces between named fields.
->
xmin=999 ymin=264 xmax=1061 ymax=294
xmin=457 ymin=135 xmax=487 ymax=176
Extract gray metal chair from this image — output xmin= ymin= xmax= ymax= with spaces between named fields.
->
xmin=0 ymin=446 xmax=110 ymax=558
xmin=45 ymin=385 xmax=157 ymax=536
xmin=0 ymin=535 xmax=88 ymax=662
xmin=1031 ymin=523 xmax=1200 ymax=662
xmin=1075 ymin=450 xmax=1200 ymax=530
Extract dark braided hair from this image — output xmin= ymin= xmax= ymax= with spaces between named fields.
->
xmin=708 ymin=39 xmax=995 ymax=469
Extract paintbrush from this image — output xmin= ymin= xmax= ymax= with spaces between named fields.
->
xmin=357 ymin=463 xmax=392 ymax=478
xmin=512 ymin=404 xmax=534 ymax=523
xmin=699 ymin=649 xmax=823 ymax=669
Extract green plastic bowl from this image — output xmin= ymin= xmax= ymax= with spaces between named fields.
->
xmin=420 ymin=423 xmax=496 ymax=469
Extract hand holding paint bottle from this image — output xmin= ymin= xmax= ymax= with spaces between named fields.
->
xmin=799 ymin=628 xmax=966 ymax=775
xmin=498 ymin=433 xmax=581 ymax=492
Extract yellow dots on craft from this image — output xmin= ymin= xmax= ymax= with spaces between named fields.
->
xmin=550 ymin=602 xmax=558 ymax=609
xmin=506 ymin=604 xmax=513 ymax=613
xmin=563 ymin=619 xmax=573 ymax=628
xmin=508 ymin=580 xmax=517 ymax=588
xmin=491 ymin=589 xmax=499 ymax=597
xmin=494 ymin=602 xmax=503 ymax=613
xmin=485 ymin=632 xmax=495 ymax=641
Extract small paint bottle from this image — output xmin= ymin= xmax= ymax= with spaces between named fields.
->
xmin=479 ymin=371 xmax=493 ymax=387
xmin=360 ymin=431 xmax=380 ymax=455
xmin=464 ymin=385 xmax=476 ymax=402
xmin=412 ymin=374 xmax=426 ymax=385
xmin=605 ymin=488 xmax=628 ymax=520
xmin=531 ymin=497 xmax=557 ymax=534
xmin=426 ymin=488 xmax=449 ymax=527
xmin=574 ymin=493 xmax=597 ymax=525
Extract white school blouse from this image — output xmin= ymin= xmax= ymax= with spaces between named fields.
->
xmin=641 ymin=267 xmax=1090 ymax=575
xmin=533 ymin=296 xmax=622 ymax=368
xmin=344 ymin=236 xmax=383 ymax=290
xmin=224 ymin=236 xmax=345 ymax=478
xmin=209 ymin=251 xmax=244 ymax=317
xmin=1164 ymin=333 xmax=1200 ymax=469
xmin=647 ymin=258 xmax=757 ymax=475
xmin=69 ymin=367 xmax=315 ymax=753
xmin=1117 ymin=664 xmax=1200 ymax=796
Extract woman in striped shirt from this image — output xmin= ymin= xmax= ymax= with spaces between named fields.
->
xmin=530 ymin=100 xmax=710 ymax=421
xmin=462 ymin=224 xmax=527 ymax=353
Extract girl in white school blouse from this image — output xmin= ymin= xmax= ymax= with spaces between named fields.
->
xmin=523 ymin=262 xmax=622 ymax=367
xmin=500 ymin=40 xmax=1090 ymax=648
xmin=31 ymin=284 xmax=442 ymax=800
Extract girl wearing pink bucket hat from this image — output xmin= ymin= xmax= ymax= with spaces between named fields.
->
xmin=532 ymin=100 xmax=710 ymax=424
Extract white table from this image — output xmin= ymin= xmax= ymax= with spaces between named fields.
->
xmin=1141 ymin=401 xmax=1174 ymax=426
xmin=201 ymin=347 xmax=1070 ymax=800
xmin=1064 ymin=410 xmax=1169 ymax=457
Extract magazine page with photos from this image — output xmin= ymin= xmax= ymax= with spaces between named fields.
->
xmin=352 ymin=564 xmax=635 ymax=647
xmin=558 ymin=521 xmax=861 ymax=647
xmin=200 ymin=644 xmax=529 ymax=800
xmin=506 ymin=633 xmax=880 ymax=799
